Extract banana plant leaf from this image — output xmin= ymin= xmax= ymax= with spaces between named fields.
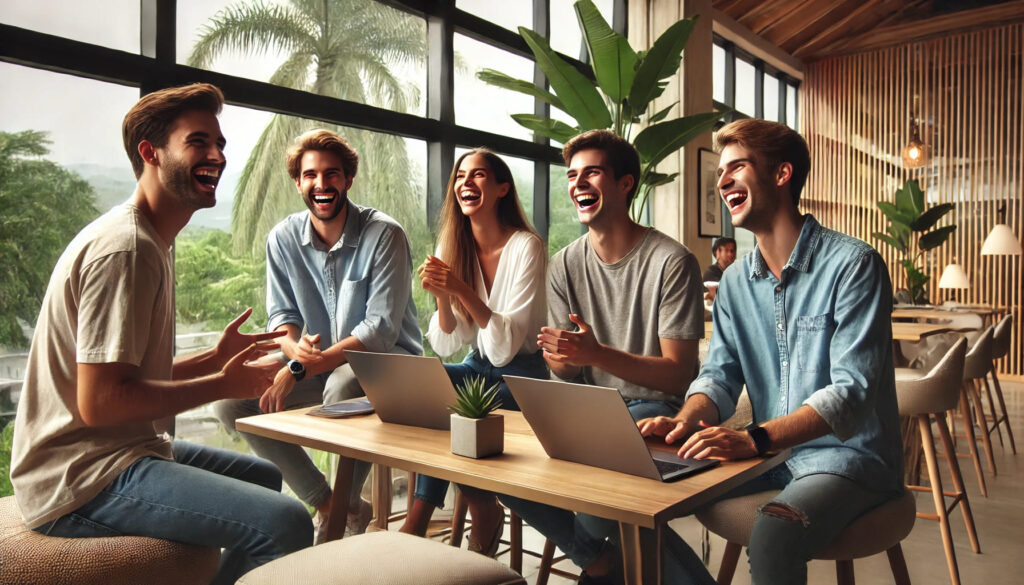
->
xmin=648 ymin=101 xmax=678 ymax=123
xmin=919 ymin=225 xmax=957 ymax=251
xmin=511 ymin=114 xmax=580 ymax=144
xmin=642 ymin=171 xmax=679 ymax=188
xmin=633 ymin=110 xmax=726 ymax=167
xmin=873 ymin=232 xmax=903 ymax=251
xmin=876 ymin=201 xmax=914 ymax=226
xmin=476 ymin=69 xmax=567 ymax=113
xmin=910 ymin=203 xmax=955 ymax=231
xmin=518 ymin=27 xmax=612 ymax=130
xmin=906 ymin=179 xmax=925 ymax=214
xmin=575 ymin=0 xmax=636 ymax=103
xmin=628 ymin=16 xmax=696 ymax=116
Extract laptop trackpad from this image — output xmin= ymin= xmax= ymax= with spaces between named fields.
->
xmin=650 ymin=450 xmax=721 ymax=481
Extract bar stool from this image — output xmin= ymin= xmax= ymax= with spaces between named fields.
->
xmin=695 ymin=489 xmax=916 ymax=585
xmin=895 ymin=337 xmax=979 ymax=585
xmin=983 ymin=314 xmax=1016 ymax=454
xmin=0 ymin=496 xmax=220 ymax=585
xmin=961 ymin=326 xmax=997 ymax=487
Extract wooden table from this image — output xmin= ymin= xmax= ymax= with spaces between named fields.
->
xmin=891 ymin=306 xmax=1002 ymax=321
xmin=891 ymin=322 xmax=954 ymax=342
xmin=238 ymin=408 xmax=787 ymax=585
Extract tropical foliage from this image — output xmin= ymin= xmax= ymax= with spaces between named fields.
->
xmin=0 ymin=131 xmax=99 ymax=346
xmin=0 ymin=421 xmax=13 ymax=497
xmin=872 ymin=179 xmax=956 ymax=304
xmin=187 ymin=0 xmax=428 ymax=256
xmin=175 ymin=228 xmax=267 ymax=330
xmin=477 ymin=0 xmax=727 ymax=219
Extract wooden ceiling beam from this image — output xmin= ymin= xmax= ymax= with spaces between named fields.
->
xmin=745 ymin=0 xmax=818 ymax=37
xmin=813 ymin=0 xmax=1024 ymax=59
xmin=792 ymin=0 xmax=894 ymax=59
xmin=758 ymin=0 xmax=851 ymax=48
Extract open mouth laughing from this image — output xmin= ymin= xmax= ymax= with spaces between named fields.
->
xmin=723 ymin=189 xmax=748 ymax=213
xmin=459 ymin=189 xmax=481 ymax=203
xmin=573 ymin=191 xmax=599 ymax=211
xmin=193 ymin=166 xmax=222 ymax=192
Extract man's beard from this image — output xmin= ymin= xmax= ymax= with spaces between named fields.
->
xmin=305 ymin=187 xmax=348 ymax=221
xmin=163 ymin=152 xmax=216 ymax=211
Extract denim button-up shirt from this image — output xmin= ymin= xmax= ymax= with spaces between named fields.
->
xmin=687 ymin=215 xmax=903 ymax=493
xmin=266 ymin=202 xmax=422 ymax=357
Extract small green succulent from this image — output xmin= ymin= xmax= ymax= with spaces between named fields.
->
xmin=450 ymin=375 xmax=503 ymax=419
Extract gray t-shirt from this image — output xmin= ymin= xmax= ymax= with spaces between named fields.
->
xmin=547 ymin=228 xmax=704 ymax=407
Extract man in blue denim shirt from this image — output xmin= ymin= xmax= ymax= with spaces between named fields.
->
xmin=640 ymin=119 xmax=903 ymax=585
xmin=215 ymin=129 xmax=421 ymax=541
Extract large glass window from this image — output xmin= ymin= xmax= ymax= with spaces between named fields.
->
xmin=454 ymin=34 xmax=535 ymax=141
xmin=457 ymin=0 xmax=531 ymax=35
xmin=0 ymin=0 xmax=139 ymax=53
xmin=712 ymin=44 xmax=725 ymax=103
xmin=763 ymin=74 xmax=779 ymax=123
xmin=550 ymin=0 xmax=614 ymax=58
xmin=177 ymin=0 xmax=427 ymax=117
xmin=787 ymin=84 xmax=798 ymax=129
xmin=734 ymin=58 xmax=756 ymax=117
xmin=547 ymin=163 xmax=579 ymax=256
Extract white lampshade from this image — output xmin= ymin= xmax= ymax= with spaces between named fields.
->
xmin=938 ymin=263 xmax=970 ymax=289
xmin=981 ymin=224 xmax=1022 ymax=255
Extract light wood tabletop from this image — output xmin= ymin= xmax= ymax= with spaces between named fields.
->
xmin=891 ymin=322 xmax=954 ymax=341
xmin=891 ymin=306 xmax=1002 ymax=320
xmin=237 ymin=407 xmax=787 ymax=585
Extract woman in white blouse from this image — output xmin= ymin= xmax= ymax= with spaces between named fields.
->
xmin=399 ymin=149 xmax=548 ymax=554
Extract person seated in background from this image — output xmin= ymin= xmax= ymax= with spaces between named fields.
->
xmin=10 ymin=83 xmax=311 ymax=585
xmin=499 ymin=129 xmax=706 ymax=583
xmin=214 ymin=129 xmax=422 ymax=543
xmin=398 ymin=148 xmax=548 ymax=555
xmin=638 ymin=118 xmax=904 ymax=585
xmin=702 ymin=236 xmax=736 ymax=302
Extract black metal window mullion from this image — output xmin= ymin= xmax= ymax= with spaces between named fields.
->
xmin=426 ymin=0 xmax=456 ymax=231
xmin=532 ymin=0 xmax=551 ymax=240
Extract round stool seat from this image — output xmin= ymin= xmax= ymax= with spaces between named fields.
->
xmin=237 ymin=530 xmax=526 ymax=585
xmin=696 ymin=489 xmax=916 ymax=560
xmin=0 ymin=496 xmax=220 ymax=585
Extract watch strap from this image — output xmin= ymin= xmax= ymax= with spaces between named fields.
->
xmin=747 ymin=425 xmax=771 ymax=456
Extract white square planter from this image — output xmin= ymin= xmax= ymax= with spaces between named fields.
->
xmin=450 ymin=413 xmax=504 ymax=458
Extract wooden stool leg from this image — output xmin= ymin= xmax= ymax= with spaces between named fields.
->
xmin=886 ymin=543 xmax=911 ymax=585
xmin=537 ymin=539 xmax=557 ymax=585
xmin=981 ymin=377 xmax=1004 ymax=447
xmin=509 ymin=510 xmax=522 ymax=573
xmin=935 ymin=414 xmax=981 ymax=554
xmin=967 ymin=380 xmax=998 ymax=476
xmin=835 ymin=559 xmax=855 ymax=585
xmin=959 ymin=385 xmax=988 ymax=496
xmin=449 ymin=491 xmax=469 ymax=547
xmin=990 ymin=368 xmax=1017 ymax=454
xmin=716 ymin=541 xmax=742 ymax=585
xmin=920 ymin=416 xmax=962 ymax=585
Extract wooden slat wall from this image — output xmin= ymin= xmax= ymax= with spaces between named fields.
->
xmin=802 ymin=23 xmax=1023 ymax=378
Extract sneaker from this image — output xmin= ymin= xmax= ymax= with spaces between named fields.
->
xmin=344 ymin=498 xmax=374 ymax=538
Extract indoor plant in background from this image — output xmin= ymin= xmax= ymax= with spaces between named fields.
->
xmin=477 ymin=0 xmax=728 ymax=220
xmin=872 ymin=179 xmax=956 ymax=305
xmin=450 ymin=375 xmax=504 ymax=459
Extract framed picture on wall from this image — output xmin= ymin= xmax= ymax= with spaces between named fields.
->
xmin=698 ymin=148 xmax=722 ymax=237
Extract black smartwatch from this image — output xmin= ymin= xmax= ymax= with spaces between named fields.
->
xmin=287 ymin=359 xmax=306 ymax=382
xmin=747 ymin=425 xmax=771 ymax=456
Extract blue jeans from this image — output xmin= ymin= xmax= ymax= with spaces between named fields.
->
xmin=35 ymin=441 xmax=312 ymax=585
xmin=498 ymin=399 xmax=678 ymax=570
xmin=413 ymin=350 xmax=548 ymax=508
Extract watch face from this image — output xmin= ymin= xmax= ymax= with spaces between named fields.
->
xmin=289 ymin=360 xmax=304 ymax=374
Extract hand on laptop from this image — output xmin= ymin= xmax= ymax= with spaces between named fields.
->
xmin=638 ymin=415 xmax=689 ymax=443
xmin=537 ymin=314 xmax=603 ymax=367
xmin=678 ymin=424 xmax=757 ymax=460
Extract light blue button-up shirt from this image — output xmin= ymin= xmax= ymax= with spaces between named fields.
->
xmin=687 ymin=215 xmax=903 ymax=492
xmin=265 ymin=202 xmax=422 ymax=357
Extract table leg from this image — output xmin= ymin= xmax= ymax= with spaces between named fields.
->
xmin=372 ymin=464 xmax=391 ymax=530
xmin=323 ymin=455 xmax=355 ymax=542
xmin=619 ymin=522 xmax=661 ymax=585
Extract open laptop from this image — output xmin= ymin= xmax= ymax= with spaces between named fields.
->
xmin=345 ymin=351 xmax=457 ymax=430
xmin=504 ymin=376 xmax=720 ymax=482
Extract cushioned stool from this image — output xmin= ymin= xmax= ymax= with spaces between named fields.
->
xmin=236 ymin=531 xmax=526 ymax=585
xmin=0 ymin=495 xmax=220 ymax=585
xmin=696 ymin=489 xmax=916 ymax=585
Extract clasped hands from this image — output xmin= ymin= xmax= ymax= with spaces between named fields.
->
xmin=417 ymin=255 xmax=470 ymax=299
xmin=259 ymin=333 xmax=326 ymax=414
xmin=637 ymin=417 xmax=758 ymax=461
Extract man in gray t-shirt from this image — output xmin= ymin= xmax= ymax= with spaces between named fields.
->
xmin=501 ymin=129 xmax=704 ymax=582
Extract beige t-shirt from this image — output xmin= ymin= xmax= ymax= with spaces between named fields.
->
xmin=11 ymin=203 xmax=174 ymax=529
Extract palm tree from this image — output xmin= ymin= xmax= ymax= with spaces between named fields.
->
xmin=188 ymin=0 xmax=427 ymax=256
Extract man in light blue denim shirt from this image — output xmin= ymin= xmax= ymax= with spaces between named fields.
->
xmin=640 ymin=119 xmax=903 ymax=585
xmin=215 ymin=129 xmax=421 ymax=541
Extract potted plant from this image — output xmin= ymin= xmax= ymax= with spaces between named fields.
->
xmin=450 ymin=375 xmax=504 ymax=459
xmin=477 ymin=0 xmax=728 ymax=220
xmin=872 ymin=179 xmax=956 ymax=305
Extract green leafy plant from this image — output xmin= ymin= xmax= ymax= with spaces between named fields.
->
xmin=872 ymin=179 xmax=956 ymax=305
xmin=477 ymin=0 xmax=728 ymax=220
xmin=450 ymin=375 xmax=502 ymax=419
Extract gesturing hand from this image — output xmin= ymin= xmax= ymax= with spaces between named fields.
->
xmin=259 ymin=366 xmax=297 ymax=414
xmin=417 ymin=255 xmax=469 ymax=299
xmin=291 ymin=333 xmax=324 ymax=364
xmin=215 ymin=308 xmax=286 ymax=367
xmin=536 ymin=314 xmax=603 ymax=367
xmin=677 ymin=424 xmax=758 ymax=460
xmin=222 ymin=343 xmax=284 ymax=400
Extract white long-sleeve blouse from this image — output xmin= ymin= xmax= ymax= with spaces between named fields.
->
xmin=426 ymin=230 xmax=546 ymax=367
